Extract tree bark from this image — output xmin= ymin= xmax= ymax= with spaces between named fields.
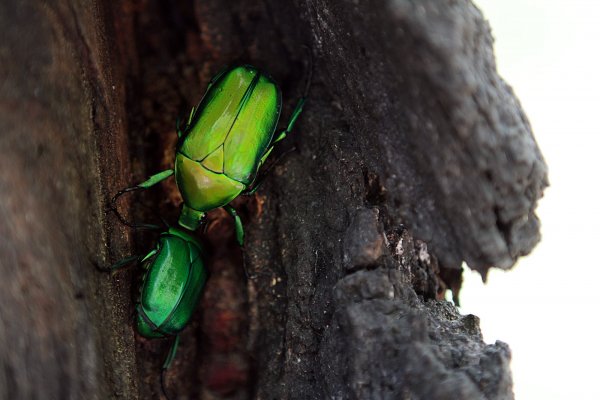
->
xmin=0 ymin=0 xmax=546 ymax=399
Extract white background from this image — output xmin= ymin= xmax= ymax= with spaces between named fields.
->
xmin=460 ymin=1 xmax=600 ymax=399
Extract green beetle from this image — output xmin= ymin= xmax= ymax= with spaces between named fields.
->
xmin=133 ymin=227 xmax=207 ymax=338
xmin=109 ymin=226 xmax=208 ymax=398
xmin=114 ymin=63 xmax=310 ymax=244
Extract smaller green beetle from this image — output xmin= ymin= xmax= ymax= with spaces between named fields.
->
xmin=109 ymin=226 xmax=208 ymax=398
xmin=113 ymin=59 xmax=311 ymax=245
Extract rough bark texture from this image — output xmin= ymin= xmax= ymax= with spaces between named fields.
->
xmin=0 ymin=0 xmax=546 ymax=399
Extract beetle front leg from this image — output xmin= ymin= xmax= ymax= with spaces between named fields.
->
xmin=224 ymin=205 xmax=244 ymax=246
xmin=244 ymin=145 xmax=297 ymax=197
xmin=111 ymin=169 xmax=174 ymax=229
xmin=108 ymin=255 xmax=141 ymax=273
xmin=117 ymin=169 xmax=174 ymax=194
xmin=93 ymin=254 xmax=139 ymax=274
xmin=98 ymin=247 xmax=158 ymax=275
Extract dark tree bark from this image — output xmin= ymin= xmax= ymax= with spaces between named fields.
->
xmin=0 ymin=1 xmax=546 ymax=400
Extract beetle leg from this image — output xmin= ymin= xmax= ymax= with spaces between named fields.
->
xmin=243 ymin=184 xmax=261 ymax=196
xmin=111 ymin=170 xmax=174 ymax=229
xmin=259 ymin=145 xmax=274 ymax=167
xmin=272 ymin=46 xmax=312 ymax=144
xmin=253 ymin=52 xmax=310 ymax=175
xmin=243 ymin=174 xmax=271 ymax=195
xmin=243 ymin=166 xmax=276 ymax=196
xmin=175 ymin=116 xmax=183 ymax=138
xmin=137 ymin=169 xmax=175 ymax=189
xmin=112 ymin=169 xmax=173 ymax=203
xmin=140 ymin=248 xmax=159 ymax=263
xmin=253 ymin=93 xmax=306 ymax=176
xmin=239 ymin=248 xmax=273 ymax=281
xmin=274 ymin=96 xmax=306 ymax=144
xmin=97 ymin=254 xmax=140 ymax=275
xmin=161 ymin=334 xmax=180 ymax=400
xmin=224 ymin=205 xmax=244 ymax=246
xmin=98 ymin=241 xmax=158 ymax=275
xmin=186 ymin=106 xmax=196 ymax=127
xmin=162 ymin=334 xmax=180 ymax=370
xmin=244 ymin=146 xmax=297 ymax=196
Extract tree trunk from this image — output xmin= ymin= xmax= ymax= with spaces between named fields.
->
xmin=0 ymin=1 xmax=547 ymax=399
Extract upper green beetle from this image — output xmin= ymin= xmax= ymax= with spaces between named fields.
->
xmin=114 ymin=62 xmax=310 ymax=244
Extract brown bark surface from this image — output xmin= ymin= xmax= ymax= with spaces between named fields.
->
xmin=0 ymin=1 xmax=546 ymax=399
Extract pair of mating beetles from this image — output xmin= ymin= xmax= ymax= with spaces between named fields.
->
xmin=109 ymin=63 xmax=309 ymax=398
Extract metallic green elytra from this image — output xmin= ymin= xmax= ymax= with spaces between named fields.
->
xmin=135 ymin=227 xmax=208 ymax=338
xmin=113 ymin=61 xmax=310 ymax=245
xmin=175 ymin=65 xmax=284 ymax=232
